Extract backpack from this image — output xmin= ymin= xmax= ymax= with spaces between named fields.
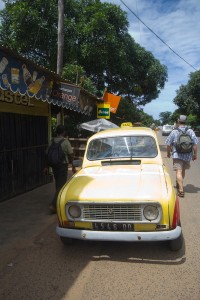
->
xmin=175 ymin=127 xmax=193 ymax=153
xmin=47 ymin=139 xmax=65 ymax=167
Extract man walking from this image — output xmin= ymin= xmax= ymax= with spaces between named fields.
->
xmin=165 ymin=115 xmax=198 ymax=197
xmin=46 ymin=125 xmax=76 ymax=213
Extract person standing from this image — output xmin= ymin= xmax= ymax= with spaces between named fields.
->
xmin=165 ymin=115 xmax=198 ymax=197
xmin=46 ymin=125 xmax=76 ymax=213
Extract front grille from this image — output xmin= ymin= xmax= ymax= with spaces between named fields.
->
xmin=82 ymin=203 xmax=142 ymax=222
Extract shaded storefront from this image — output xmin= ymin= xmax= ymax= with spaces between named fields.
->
xmin=0 ymin=45 xmax=97 ymax=201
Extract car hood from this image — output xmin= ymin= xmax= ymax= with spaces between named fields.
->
xmin=62 ymin=164 xmax=170 ymax=202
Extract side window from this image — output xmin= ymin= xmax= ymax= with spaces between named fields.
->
xmin=87 ymin=139 xmax=112 ymax=159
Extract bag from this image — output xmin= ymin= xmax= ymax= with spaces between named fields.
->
xmin=47 ymin=139 xmax=65 ymax=167
xmin=175 ymin=127 xmax=193 ymax=153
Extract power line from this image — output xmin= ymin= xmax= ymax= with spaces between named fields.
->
xmin=119 ymin=0 xmax=198 ymax=71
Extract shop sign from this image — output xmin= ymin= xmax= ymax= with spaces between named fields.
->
xmin=121 ymin=122 xmax=133 ymax=127
xmin=102 ymin=92 xmax=121 ymax=114
xmin=0 ymin=89 xmax=34 ymax=106
xmin=0 ymin=50 xmax=52 ymax=101
xmin=97 ymin=103 xmax=110 ymax=119
xmin=50 ymin=82 xmax=80 ymax=107
xmin=0 ymin=48 xmax=94 ymax=115
xmin=0 ymin=89 xmax=49 ymax=116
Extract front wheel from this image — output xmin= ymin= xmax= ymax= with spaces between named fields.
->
xmin=169 ymin=233 xmax=184 ymax=251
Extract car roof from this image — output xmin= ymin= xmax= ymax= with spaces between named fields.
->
xmin=88 ymin=127 xmax=156 ymax=141
xmin=163 ymin=124 xmax=172 ymax=127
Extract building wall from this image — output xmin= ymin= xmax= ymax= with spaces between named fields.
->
xmin=0 ymin=90 xmax=51 ymax=202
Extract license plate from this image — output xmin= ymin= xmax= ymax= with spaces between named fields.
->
xmin=93 ymin=222 xmax=134 ymax=231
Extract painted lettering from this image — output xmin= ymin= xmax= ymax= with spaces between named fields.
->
xmin=14 ymin=93 xmax=21 ymax=104
xmin=52 ymin=89 xmax=77 ymax=102
xmin=0 ymin=90 xmax=35 ymax=107
xmin=21 ymin=95 xmax=28 ymax=105
xmin=5 ymin=90 xmax=13 ymax=102
xmin=0 ymin=90 xmax=5 ymax=101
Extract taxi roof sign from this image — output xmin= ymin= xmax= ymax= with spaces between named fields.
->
xmin=121 ymin=122 xmax=133 ymax=128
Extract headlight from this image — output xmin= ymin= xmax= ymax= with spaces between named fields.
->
xmin=68 ymin=205 xmax=81 ymax=219
xmin=143 ymin=205 xmax=159 ymax=221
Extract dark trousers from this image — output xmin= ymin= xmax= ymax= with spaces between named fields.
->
xmin=52 ymin=163 xmax=68 ymax=208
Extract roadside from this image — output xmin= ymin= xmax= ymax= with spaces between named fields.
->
xmin=0 ymin=170 xmax=74 ymax=270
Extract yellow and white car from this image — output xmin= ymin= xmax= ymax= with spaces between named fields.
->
xmin=56 ymin=127 xmax=183 ymax=251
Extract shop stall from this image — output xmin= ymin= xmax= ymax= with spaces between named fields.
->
xmin=0 ymin=45 xmax=97 ymax=201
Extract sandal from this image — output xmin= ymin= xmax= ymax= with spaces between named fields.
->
xmin=177 ymin=190 xmax=184 ymax=197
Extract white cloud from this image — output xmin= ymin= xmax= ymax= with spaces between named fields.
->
xmin=102 ymin=0 xmax=200 ymax=119
xmin=0 ymin=0 xmax=4 ymax=10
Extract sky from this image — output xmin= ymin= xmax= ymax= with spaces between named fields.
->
xmin=102 ymin=0 xmax=200 ymax=119
xmin=0 ymin=0 xmax=199 ymax=120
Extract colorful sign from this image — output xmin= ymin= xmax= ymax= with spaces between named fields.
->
xmin=0 ymin=89 xmax=49 ymax=116
xmin=102 ymin=92 xmax=121 ymax=114
xmin=0 ymin=50 xmax=52 ymax=101
xmin=0 ymin=48 xmax=93 ymax=115
xmin=97 ymin=103 xmax=110 ymax=119
xmin=50 ymin=82 xmax=80 ymax=108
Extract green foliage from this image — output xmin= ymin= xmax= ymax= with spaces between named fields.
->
xmin=187 ymin=114 xmax=198 ymax=127
xmin=0 ymin=0 xmax=58 ymax=68
xmin=62 ymin=63 xmax=97 ymax=94
xmin=139 ymin=111 xmax=154 ymax=127
xmin=159 ymin=111 xmax=172 ymax=125
xmin=154 ymin=119 xmax=161 ymax=126
xmin=51 ymin=117 xmax=57 ymax=137
xmin=173 ymin=70 xmax=200 ymax=121
xmin=0 ymin=0 xmax=168 ymax=110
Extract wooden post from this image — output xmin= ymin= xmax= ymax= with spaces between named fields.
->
xmin=57 ymin=0 xmax=64 ymax=125
xmin=57 ymin=0 xmax=64 ymax=76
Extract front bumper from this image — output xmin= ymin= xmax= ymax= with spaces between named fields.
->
xmin=56 ymin=226 xmax=181 ymax=242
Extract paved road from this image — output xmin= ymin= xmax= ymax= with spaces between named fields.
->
xmin=0 ymin=131 xmax=200 ymax=300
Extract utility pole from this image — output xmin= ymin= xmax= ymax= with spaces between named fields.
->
xmin=57 ymin=0 xmax=64 ymax=124
xmin=57 ymin=0 xmax=64 ymax=76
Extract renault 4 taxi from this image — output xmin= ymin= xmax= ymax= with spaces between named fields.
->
xmin=56 ymin=127 xmax=183 ymax=251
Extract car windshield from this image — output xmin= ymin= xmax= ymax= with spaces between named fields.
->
xmin=87 ymin=135 xmax=158 ymax=160
xmin=163 ymin=125 xmax=172 ymax=130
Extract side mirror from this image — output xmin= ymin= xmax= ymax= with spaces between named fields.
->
xmin=72 ymin=159 xmax=83 ymax=167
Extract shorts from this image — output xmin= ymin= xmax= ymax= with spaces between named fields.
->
xmin=173 ymin=159 xmax=190 ymax=171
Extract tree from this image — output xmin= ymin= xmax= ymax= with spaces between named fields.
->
xmin=0 ymin=0 xmax=168 ymax=108
xmin=0 ymin=0 xmax=58 ymax=67
xmin=139 ymin=111 xmax=154 ymax=127
xmin=173 ymin=70 xmax=200 ymax=119
xmin=159 ymin=111 xmax=172 ymax=125
xmin=62 ymin=64 xmax=97 ymax=94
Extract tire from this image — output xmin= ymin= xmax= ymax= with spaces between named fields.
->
xmin=60 ymin=236 xmax=73 ymax=245
xmin=169 ymin=233 xmax=183 ymax=251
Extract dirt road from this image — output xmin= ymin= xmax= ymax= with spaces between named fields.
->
xmin=0 ymin=131 xmax=200 ymax=300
